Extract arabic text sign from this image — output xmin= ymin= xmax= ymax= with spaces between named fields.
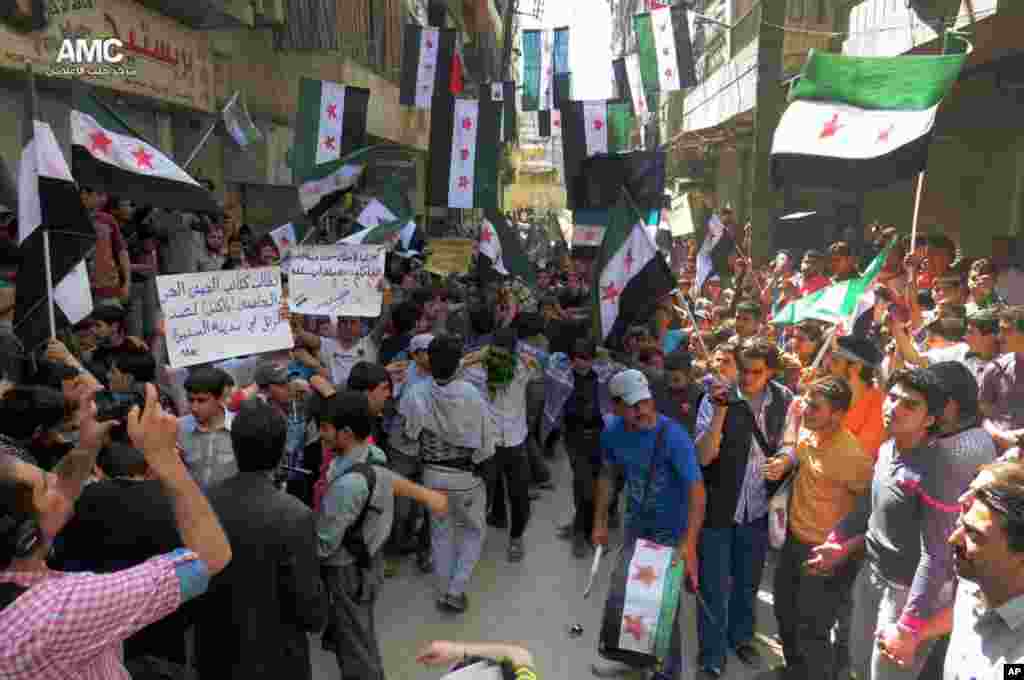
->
xmin=288 ymin=244 xmax=386 ymax=317
xmin=425 ymin=238 xmax=475 ymax=276
xmin=157 ymin=267 xmax=293 ymax=369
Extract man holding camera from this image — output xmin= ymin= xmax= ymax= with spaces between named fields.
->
xmin=0 ymin=385 xmax=231 ymax=679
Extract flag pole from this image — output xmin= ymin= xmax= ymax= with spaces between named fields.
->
xmin=24 ymin=64 xmax=57 ymax=340
xmin=182 ymin=92 xmax=237 ymax=171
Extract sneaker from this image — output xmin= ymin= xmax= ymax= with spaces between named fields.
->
xmin=735 ymin=642 xmax=764 ymax=667
xmin=573 ymin=533 xmax=588 ymax=558
xmin=528 ymin=488 xmax=542 ymax=501
xmin=590 ymin=660 xmax=633 ymax=677
xmin=445 ymin=592 xmax=468 ymax=613
xmin=699 ymin=665 xmax=724 ymax=678
xmin=508 ymin=538 xmax=525 ymax=562
xmin=487 ymin=514 xmax=508 ymax=529
xmin=537 ymin=479 xmax=555 ymax=490
xmin=416 ymin=551 xmax=434 ymax=574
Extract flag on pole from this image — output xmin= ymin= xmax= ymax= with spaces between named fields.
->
xmin=576 ymin=151 xmax=665 ymax=212
xmin=478 ymin=218 xmax=508 ymax=275
xmin=633 ymin=4 xmax=697 ymax=95
xmin=71 ymin=84 xmax=217 ymax=213
xmin=484 ymin=209 xmax=534 ymax=284
xmin=400 ymin=25 xmax=456 ymax=110
xmin=771 ymin=241 xmax=894 ymax=328
xmin=572 ymin=209 xmax=609 ymax=248
xmin=16 ymin=67 xmax=96 ymax=349
xmin=771 ymin=49 xmax=968 ymax=191
xmin=561 ymin=101 xmax=635 ymax=209
xmin=426 ymin=98 xmax=500 ymax=209
xmin=293 ymin=78 xmax=370 ymax=216
xmin=694 ymin=213 xmax=734 ymax=293
xmin=593 ymin=191 xmax=675 ymax=342
xmin=341 ymin=219 xmax=416 ymax=250
xmin=222 ymin=91 xmax=263 ymax=148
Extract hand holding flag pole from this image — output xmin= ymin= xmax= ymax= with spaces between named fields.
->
xmin=182 ymin=91 xmax=238 ymax=171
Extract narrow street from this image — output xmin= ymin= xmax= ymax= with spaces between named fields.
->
xmin=310 ymin=446 xmax=784 ymax=679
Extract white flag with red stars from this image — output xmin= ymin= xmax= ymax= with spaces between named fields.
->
xmin=478 ymin=218 xmax=507 ymax=275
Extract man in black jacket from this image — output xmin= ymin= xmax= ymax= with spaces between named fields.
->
xmin=195 ymin=398 xmax=326 ymax=680
xmin=694 ymin=340 xmax=793 ymax=678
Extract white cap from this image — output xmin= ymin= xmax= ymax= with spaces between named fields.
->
xmin=409 ymin=333 xmax=435 ymax=353
xmin=609 ymin=369 xmax=653 ymax=406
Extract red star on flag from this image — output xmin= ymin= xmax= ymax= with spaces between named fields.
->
xmin=457 ymin=176 xmax=470 ymax=189
xmin=547 ymin=67 xmax=553 ymax=75
xmin=424 ymin=61 xmax=434 ymax=71
xmin=583 ymin=228 xmax=597 ymax=242
xmin=659 ymin=22 xmax=669 ymax=32
xmin=593 ymin=119 xmax=604 ymax=131
xmin=601 ymin=281 xmax=622 ymax=303
xmin=632 ymin=564 xmax=660 ymax=587
xmin=89 ymin=130 xmax=112 ymax=155
xmin=623 ymin=615 xmax=648 ymax=642
xmin=554 ymin=118 xmax=561 ymax=128
xmin=462 ymin=117 xmax=474 ymax=130
xmin=480 ymin=227 xmax=492 ymax=242
xmin=665 ymin=67 xmax=674 ymax=78
xmin=624 ymin=249 xmax=635 ymax=273
xmin=132 ymin=146 xmax=154 ymax=169
xmin=323 ymin=136 xmax=336 ymax=150
xmin=280 ymin=237 xmax=291 ymax=248
xmin=663 ymin=48 xmax=671 ymax=56
xmin=460 ymin=148 xmax=470 ymax=161
xmin=326 ymin=103 xmax=338 ymax=119
xmin=426 ymin=38 xmax=434 ymax=48
xmin=819 ymin=113 xmax=843 ymax=139
xmin=877 ymin=123 xmax=895 ymax=143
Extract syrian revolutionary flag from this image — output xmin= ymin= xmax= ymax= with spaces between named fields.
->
xmin=772 ymin=241 xmax=894 ymax=328
xmin=771 ymin=49 xmax=968 ymax=191
xmin=426 ymin=98 xmax=500 ymax=209
xmin=695 ymin=213 xmax=737 ymax=292
xmin=484 ymin=81 xmax=517 ymax=143
xmin=520 ymin=28 xmax=552 ymax=112
xmin=293 ymin=78 xmax=370 ymax=215
xmin=561 ymin=101 xmax=635 ymax=209
xmin=594 ymin=194 xmax=675 ymax=342
xmin=341 ymin=218 xmax=416 ymax=250
xmin=478 ymin=218 xmax=508 ymax=275
xmin=71 ymin=85 xmax=217 ymax=213
xmin=222 ymin=91 xmax=263 ymax=148
xmin=400 ymin=25 xmax=456 ymax=110
xmin=538 ymin=27 xmax=570 ymax=137
xmin=17 ymin=68 xmax=96 ymax=349
xmin=599 ymin=539 xmax=685 ymax=665
xmin=633 ymin=4 xmax=696 ymax=95
xmin=483 ymin=209 xmax=534 ymax=284
xmin=539 ymin=108 xmax=563 ymax=139
xmin=572 ymin=209 xmax=609 ymax=248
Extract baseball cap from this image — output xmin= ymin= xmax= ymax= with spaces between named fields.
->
xmin=609 ymin=369 xmax=652 ymax=406
xmin=409 ymin=333 xmax=434 ymax=354
xmin=253 ymin=361 xmax=289 ymax=386
xmin=834 ymin=336 xmax=883 ymax=368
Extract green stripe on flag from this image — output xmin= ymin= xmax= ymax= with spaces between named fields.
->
xmin=73 ymin=83 xmax=153 ymax=145
xmin=633 ymin=13 xmax=660 ymax=96
xmin=474 ymin=100 xmax=501 ymax=209
xmin=522 ymin=30 xmax=541 ymax=111
xmin=791 ymin=49 xmax=967 ymax=112
xmin=294 ymin=78 xmax=324 ymax=181
xmin=607 ymin=102 xmax=635 ymax=153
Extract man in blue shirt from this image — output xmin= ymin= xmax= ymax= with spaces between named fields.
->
xmin=592 ymin=369 xmax=706 ymax=680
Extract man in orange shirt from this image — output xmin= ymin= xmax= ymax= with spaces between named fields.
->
xmin=764 ymin=377 xmax=874 ymax=680
xmin=827 ymin=336 xmax=886 ymax=460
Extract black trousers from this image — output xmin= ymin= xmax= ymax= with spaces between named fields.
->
xmin=487 ymin=443 xmax=532 ymax=539
xmin=773 ymin=534 xmax=861 ymax=680
xmin=565 ymin=428 xmax=602 ymax=538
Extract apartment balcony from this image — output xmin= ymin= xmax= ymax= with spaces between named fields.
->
xmin=842 ymin=0 xmax=999 ymax=57
xmin=134 ymin=0 xmax=281 ymax=29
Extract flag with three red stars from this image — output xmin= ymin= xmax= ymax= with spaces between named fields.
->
xmin=426 ymin=97 xmax=500 ymax=209
xmin=770 ymin=46 xmax=968 ymax=191
xmin=70 ymin=83 xmax=217 ymax=213
xmin=592 ymin=189 xmax=674 ymax=343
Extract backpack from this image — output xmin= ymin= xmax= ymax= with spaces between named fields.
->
xmin=336 ymin=462 xmax=380 ymax=570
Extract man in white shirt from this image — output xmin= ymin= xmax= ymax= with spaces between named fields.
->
xmin=293 ymin=316 xmax=386 ymax=388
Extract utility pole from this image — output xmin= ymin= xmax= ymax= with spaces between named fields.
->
xmin=500 ymin=0 xmax=518 ymax=78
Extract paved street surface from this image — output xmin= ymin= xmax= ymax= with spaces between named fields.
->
xmin=311 ymin=447 xmax=784 ymax=679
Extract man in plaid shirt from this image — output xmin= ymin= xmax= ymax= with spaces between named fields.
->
xmin=0 ymin=384 xmax=232 ymax=679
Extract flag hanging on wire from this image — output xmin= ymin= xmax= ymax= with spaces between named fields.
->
xmin=633 ymin=4 xmax=696 ymax=94
xmin=426 ymin=98 xmax=500 ymax=209
xmin=400 ymin=25 xmax=457 ymax=110
xmin=538 ymin=27 xmax=570 ymax=137
xmin=222 ymin=91 xmax=263 ymax=149
xmin=484 ymin=81 xmax=517 ymax=143
xmin=561 ymin=101 xmax=635 ymax=209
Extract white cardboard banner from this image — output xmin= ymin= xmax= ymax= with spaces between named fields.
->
xmin=288 ymin=244 xmax=386 ymax=317
xmin=157 ymin=267 xmax=293 ymax=369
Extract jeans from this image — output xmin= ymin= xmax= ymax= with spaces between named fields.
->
xmin=385 ymin=451 xmax=429 ymax=556
xmin=323 ymin=562 xmax=385 ymax=680
xmin=424 ymin=468 xmax=487 ymax=597
xmin=565 ymin=428 xmax=602 ymax=538
xmin=487 ymin=443 xmax=532 ymax=539
xmin=526 ymin=379 xmax=551 ymax=485
xmin=774 ymin=535 xmax=860 ymax=680
xmin=697 ymin=515 xmax=770 ymax=669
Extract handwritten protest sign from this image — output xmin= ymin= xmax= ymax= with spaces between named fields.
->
xmin=288 ymin=244 xmax=386 ymax=317
xmin=157 ymin=268 xmax=293 ymax=369
xmin=425 ymin=238 xmax=474 ymax=276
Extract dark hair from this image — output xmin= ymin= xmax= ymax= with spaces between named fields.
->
xmin=111 ymin=348 xmax=157 ymax=384
xmin=664 ymin=350 xmax=693 ymax=374
xmin=886 ymin=368 xmax=946 ymax=419
xmin=347 ymin=361 xmax=391 ymax=393
xmin=0 ymin=386 xmax=66 ymax=440
xmin=828 ymin=241 xmax=852 ymax=256
xmin=928 ymin=361 xmax=979 ymax=424
xmin=231 ymin=398 xmax=288 ymax=472
xmin=797 ymin=322 xmax=825 ymax=346
xmin=927 ymin=234 xmax=956 ymax=257
xmin=391 ymin=301 xmax=423 ymax=337
xmin=808 ymin=376 xmax=853 ymax=413
xmin=97 ymin=443 xmax=147 ymax=478
xmin=27 ymin=360 xmax=80 ymax=391
xmin=493 ymin=327 xmax=518 ymax=353
xmin=428 ymin=334 xmax=464 ymax=382
xmin=974 ymin=461 xmax=1024 ymax=553
xmin=514 ymin=312 xmax=546 ymax=340
xmin=569 ymin=338 xmax=597 ymax=359
xmin=322 ymin=390 xmax=373 ymax=440
xmin=410 ymin=287 xmax=433 ymax=308
xmin=184 ymin=367 xmax=230 ymax=398
xmin=803 ymin=249 xmax=825 ymax=261
xmin=90 ymin=304 xmax=127 ymax=327
xmin=735 ymin=301 xmax=761 ymax=319
xmin=739 ymin=339 xmax=781 ymax=371
xmin=469 ymin=303 xmax=496 ymax=336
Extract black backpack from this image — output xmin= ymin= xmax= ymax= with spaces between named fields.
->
xmin=335 ymin=463 xmax=380 ymax=570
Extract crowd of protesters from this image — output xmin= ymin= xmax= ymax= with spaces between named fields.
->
xmin=1 ymin=189 xmax=1024 ymax=680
